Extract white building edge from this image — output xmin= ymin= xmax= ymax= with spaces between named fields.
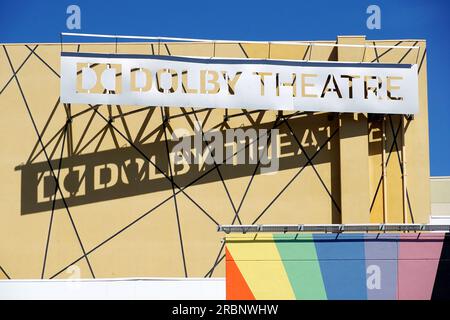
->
xmin=430 ymin=176 xmax=450 ymax=224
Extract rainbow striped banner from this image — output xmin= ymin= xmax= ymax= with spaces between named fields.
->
xmin=226 ymin=233 xmax=450 ymax=300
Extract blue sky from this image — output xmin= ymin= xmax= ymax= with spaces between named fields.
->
xmin=1 ymin=0 xmax=449 ymax=175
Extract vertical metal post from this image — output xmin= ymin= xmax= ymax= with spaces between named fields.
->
xmin=308 ymin=43 xmax=313 ymax=61
xmin=361 ymin=45 xmax=367 ymax=63
xmin=63 ymin=103 xmax=73 ymax=157
xmin=415 ymin=46 xmax=421 ymax=65
xmin=382 ymin=116 xmax=388 ymax=223
xmin=67 ymin=104 xmax=73 ymax=157
xmin=401 ymin=115 xmax=408 ymax=223
xmin=163 ymin=107 xmax=169 ymax=122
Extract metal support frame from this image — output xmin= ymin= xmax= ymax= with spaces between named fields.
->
xmin=60 ymin=32 xmax=420 ymax=64
xmin=218 ymin=224 xmax=450 ymax=234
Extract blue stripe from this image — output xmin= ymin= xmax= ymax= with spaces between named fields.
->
xmin=313 ymin=233 xmax=368 ymax=300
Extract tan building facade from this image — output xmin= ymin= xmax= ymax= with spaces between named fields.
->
xmin=0 ymin=36 xmax=430 ymax=280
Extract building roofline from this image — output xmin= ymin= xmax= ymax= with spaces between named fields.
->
xmin=431 ymin=176 xmax=450 ymax=180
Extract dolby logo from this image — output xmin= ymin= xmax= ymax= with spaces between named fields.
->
xmin=76 ymin=62 xmax=201 ymax=95
xmin=76 ymin=63 xmax=122 ymax=94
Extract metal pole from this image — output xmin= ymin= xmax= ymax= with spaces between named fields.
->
xmin=401 ymin=115 xmax=408 ymax=223
xmin=308 ymin=43 xmax=313 ymax=61
xmin=415 ymin=46 xmax=421 ymax=65
xmin=361 ymin=45 xmax=367 ymax=63
xmin=67 ymin=104 xmax=73 ymax=157
xmin=382 ymin=116 xmax=388 ymax=223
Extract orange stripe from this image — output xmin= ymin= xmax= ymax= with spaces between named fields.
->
xmin=226 ymin=247 xmax=255 ymax=300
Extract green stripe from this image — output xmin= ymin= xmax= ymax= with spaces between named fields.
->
xmin=273 ymin=233 xmax=327 ymax=300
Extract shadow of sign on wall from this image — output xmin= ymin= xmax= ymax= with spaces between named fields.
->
xmin=17 ymin=112 xmax=348 ymax=214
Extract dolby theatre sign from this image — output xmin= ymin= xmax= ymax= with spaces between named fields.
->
xmin=61 ymin=52 xmax=419 ymax=114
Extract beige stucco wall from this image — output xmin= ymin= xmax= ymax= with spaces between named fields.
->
xmin=431 ymin=177 xmax=450 ymax=217
xmin=0 ymin=36 xmax=430 ymax=279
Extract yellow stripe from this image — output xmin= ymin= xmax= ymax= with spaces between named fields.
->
xmin=227 ymin=234 xmax=295 ymax=300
